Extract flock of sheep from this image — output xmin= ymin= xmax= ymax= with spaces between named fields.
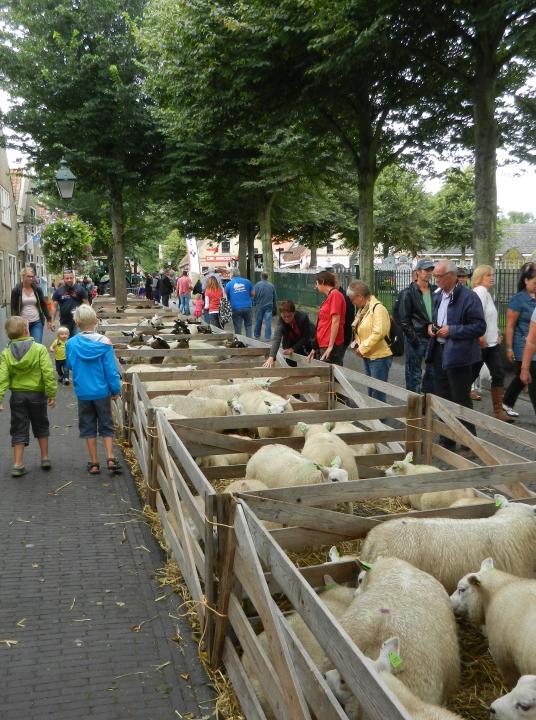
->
xmin=108 ymin=308 xmax=536 ymax=720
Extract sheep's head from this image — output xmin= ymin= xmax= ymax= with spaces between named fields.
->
xmin=266 ymin=400 xmax=289 ymax=415
xmin=450 ymin=557 xmax=494 ymax=625
xmin=490 ymin=676 xmax=536 ymax=720
xmin=320 ymin=456 xmax=348 ymax=483
xmin=229 ymin=398 xmax=244 ymax=415
xmin=385 ymin=451 xmax=413 ymax=476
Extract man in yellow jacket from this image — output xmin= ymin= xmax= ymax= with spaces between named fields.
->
xmin=347 ymin=280 xmax=393 ymax=403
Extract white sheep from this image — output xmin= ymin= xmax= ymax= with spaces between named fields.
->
xmin=299 ymin=422 xmax=359 ymax=481
xmin=330 ymin=421 xmax=377 ymax=457
xmin=386 ymin=452 xmax=477 ymax=510
xmin=188 ymin=383 xmax=263 ymax=401
xmin=245 ymin=443 xmax=348 ymax=489
xmin=448 ymin=497 xmax=493 ymax=508
xmin=241 ymin=577 xmax=355 ymax=719
xmin=151 ymin=395 xmax=230 ymax=418
xmin=450 ymin=557 xmax=536 ymax=684
xmin=322 ymin=556 xmax=459 ymax=709
xmin=361 ymin=495 xmax=536 ymax=594
xmin=145 ymin=379 xmax=227 ymax=392
xmin=231 ymin=389 xmax=294 ymax=438
xmin=196 ymin=435 xmax=251 ymax=469
xmin=490 ymin=676 xmax=536 ymax=720
xmin=325 ymin=637 xmax=464 ymax=720
xmin=125 ymin=364 xmax=197 ymax=374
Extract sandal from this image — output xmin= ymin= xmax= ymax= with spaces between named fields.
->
xmin=106 ymin=457 xmax=122 ymax=475
xmin=11 ymin=466 xmax=27 ymax=477
xmin=86 ymin=462 xmax=100 ymax=475
xmin=41 ymin=459 xmax=52 ymax=471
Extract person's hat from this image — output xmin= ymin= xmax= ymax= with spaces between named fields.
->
xmin=456 ymin=266 xmax=469 ymax=277
xmin=416 ymin=259 xmax=434 ymax=270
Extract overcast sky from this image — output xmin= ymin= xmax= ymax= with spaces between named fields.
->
xmin=2 ymin=89 xmax=536 ymax=217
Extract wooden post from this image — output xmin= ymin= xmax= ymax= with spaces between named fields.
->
xmin=123 ymin=379 xmax=133 ymax=445
xmin=405 ymin=393 xmax=422 ymax=462
xmin=210 ymin=494 xmax=237 ymax=670
xmin=422 ymin=394 xmax=434 ymax=464
xmin=204 ymin=493 xmax=217 ymax=661
xmin=146 ymin=406 xmax=159 ymax=511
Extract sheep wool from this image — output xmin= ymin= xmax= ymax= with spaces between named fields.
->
xmin=151 ymin=395 xmax=230 ymax=418
xmin=299 ymin=423 xmax=358 ymax=480
xmin=361 ymin=497 xmax=536 ymax=594
xmin=327 ymin=557 xmax=460 ymax=705
xmin=232 ymin=389 xmax=294 ymax=439
xmin=451 ymin=558 xmax=536 ymax=683
xmin=245 ymin=444 xmax=326 ymax=488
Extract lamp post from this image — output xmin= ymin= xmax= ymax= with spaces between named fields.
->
xmin=276 ymin=246 xmax=284 ymax=268
xmin=54 ymin=159 xmax=77 ymax=200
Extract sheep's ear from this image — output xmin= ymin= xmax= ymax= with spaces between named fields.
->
xmin=405 ymin=451 xmax=414 ymax=464
xmin=355 ymin=558 xmax=372 ymax=572
xmin=264 ymin=400 xmax=271 ymax=406
xmin=494 ymin=494 xmax=508 ymax=509
xmin=376 ymin=637 xmax=402 ymax=674
xmin=330 ymin=456 xmax=342 ymax=469
xmin=297 ymin=422 xmax=308 ymax=435
xmin=328 ymin=546 xmax=340 ymax=562
xmin=323 ymin=574 xmax=337 ymax=589
xmin=468 ymin=574 xmax=481 ymax=587
xmin=480 ymin=557 xmax=494 ymax=572
xmin=324 ymin=422 xmax=335 ymax=432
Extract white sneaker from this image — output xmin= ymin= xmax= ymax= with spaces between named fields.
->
xmin=502 ymin=403 xmax=519 ymax=417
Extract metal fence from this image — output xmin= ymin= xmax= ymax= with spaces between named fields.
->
xmin=257 ymin=267 xmax=521 ymax=332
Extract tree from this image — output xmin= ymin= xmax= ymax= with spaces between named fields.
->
xmin=0 ymin=0 xmax=163 ymax=303
xmin=506 ymin=210 xmax=536 ymax=224
xmin=161 ymin=229 xmax=185 ymax=269
xmin=431 ymin=167 xmax=476 ymax=258
xmin=41 ymin=215 xmax=94 ymax=274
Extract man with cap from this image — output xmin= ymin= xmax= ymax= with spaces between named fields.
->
xmin=457 ymin=267 xmax=470 ymax=286
xmin=397 ymin=258 xmax=436 ymax=393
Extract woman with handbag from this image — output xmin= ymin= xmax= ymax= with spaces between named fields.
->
xmin=11 ymin=267 xmax=54 ymax=343
xmin=205 ymin=275 xmax=223 ymax=328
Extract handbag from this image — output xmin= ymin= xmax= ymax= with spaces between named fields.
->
xmin=219 ymin=296 xmax=233 ymax=325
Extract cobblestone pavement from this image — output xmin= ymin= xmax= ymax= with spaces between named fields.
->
xmin=0 ymin=381 xmax=215 ymax=720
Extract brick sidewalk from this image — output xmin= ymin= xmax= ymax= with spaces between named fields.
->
xmin=0 ymin=382 xmax=215 ymax=720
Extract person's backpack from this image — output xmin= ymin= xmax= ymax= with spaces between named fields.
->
xmin=373 ymin=302 xmax=404 ymax=357
xmin=219 ymin=296 xmax=233 ymax=326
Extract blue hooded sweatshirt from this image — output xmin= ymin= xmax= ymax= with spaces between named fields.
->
xmin=65 ymin=332 xmax=121 ymax=400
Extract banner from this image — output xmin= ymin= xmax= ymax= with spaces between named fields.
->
xmin=186 ymin=236 xmax=201 ymax=275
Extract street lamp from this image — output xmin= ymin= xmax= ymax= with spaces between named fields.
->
xmin=54 ymin=159 xmax=77 ymax=200
xmin=275 ymin=246 xmax=284 ymax=268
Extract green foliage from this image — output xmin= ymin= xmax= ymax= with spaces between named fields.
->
xmin=41 ymin=215 xmax=94 ymax=274
xmin=506 ymin=210 xmax=536 ymax=224
xmin=161 ymin=229 xmax=185 ymax=269
xmin=431 ymin=167 xmax=475 ymax=252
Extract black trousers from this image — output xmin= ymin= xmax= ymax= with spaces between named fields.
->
xmin=432 ymin=344 xmax=476 ymax=443
xmin=504 ymin=360 xmax=536 ymax=413
xmin=471 ymin=344 xmax=505 ymax=388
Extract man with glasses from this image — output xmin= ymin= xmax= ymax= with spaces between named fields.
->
xmin=426 ymin=260 xmax=486 ymax=450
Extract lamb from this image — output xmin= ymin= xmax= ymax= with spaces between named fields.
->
xmin=329 ymin=421 xmax=377 ymax=457
xmin=188 ymin=383 xmax=264 ymax=401
xmin=490 ymin=676 xmax=536 ymax=720
xmin=223 ymin=478 xmax=270 ymax=494
xmin=386 ymin=452 xmax=477 ymax=510
xmin=448 ymin=497 xmax=493 ymax=508
xmin=230 ymin=389 xmax=294 ymax=438
xmin=125 ymin=364 xmax=197 ymax=374
xmin=298 ymin=422 xmax=358 ymax=481
xmin=241 ymin=577 xmax=355 ymax=719
xmin=325 ymin=637 xmax=464 ymax=720
xmin=245 ymin=443 xmax=348 ymax=488
xmin=361 ymin=495 xmax=536 ymax=593
xmin=145 ymin=379 xmax=227 ymax=393
xmin=196 ymin=435 xmax=251 ymax=469
xmin=323 ymin=556 xmax=460 ymax=706
xmin=450 ymin=557 xmax=536 ymax=683
xmin=151 ymin=395 xmax=230 ymax=418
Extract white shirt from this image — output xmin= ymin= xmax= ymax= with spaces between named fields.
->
xmin=436 ymin=290 xmax=452 ymax=344
xmin=473 ymin=285 xmax=497 ymax=347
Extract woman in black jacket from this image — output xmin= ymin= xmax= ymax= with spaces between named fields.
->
xmin=11 ymin=267 xmax=53 ymax=343
xmin=263 ymin=300 xmax=314 ymax=367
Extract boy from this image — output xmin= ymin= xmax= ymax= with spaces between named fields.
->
xmin=66 ymin=305 xmax=122 ymax=475
xmin=0 ymin=316 xmax=57 ymax=476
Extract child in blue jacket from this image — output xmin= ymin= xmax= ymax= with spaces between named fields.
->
xmin=66 ymin=305 xmax=122 ymax=475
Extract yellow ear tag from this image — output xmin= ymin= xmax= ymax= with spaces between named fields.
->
xmin=388 ymin=652 xmax=403 ymax=669
xmin=495 ymin=498 xmax=502 ymax=508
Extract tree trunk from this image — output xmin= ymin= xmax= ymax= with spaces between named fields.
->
xmin=238 ymin=218 xmax=248 ymax=277
xmin=472 ymin=41 xmax=498 ymax=267
xmin=258 ymin=192 xmax=275 ymax=281
xmin=107 ymin=248 xmax=115 ymax=296
xmin=309 ymin=244 xmax=317 ymax=268
xmin=246 ymin=222 xmax=256 ymax=281
xmin=109 ymin=178 xmax=127 ymax=305
xmin=358 ymin=167 xmax=376 ymax=287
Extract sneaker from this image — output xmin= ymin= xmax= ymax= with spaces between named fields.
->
xmin=502 ymin=403 xmax=519 ymax=417
xmin=63 ymin=379 xmax=70 ymax=386
xmin=11 ymin=466 xmax=27 ymax=477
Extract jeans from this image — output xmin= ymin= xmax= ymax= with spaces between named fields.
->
xmin=179 ymin=294 xmax=190 ymax=314
xmin=504 ymin=360 xmax=536 ymax=414
xmin=55 ymin=360 xmax=69 ymax=382
xmin=232 ymin=308 xmax=253 ymax=337
xmin=362 ymin=356 xmax=393 ymax=403
xmin=317 ymin=344 xmax=346 ymax=367
xmin=29 ymin=320 xmax=44 ymax=344
xmin=254 ymin=305 xmax=273 ymax=340
xmin=432 ymin=344 xmax=476 ymax=445
xmin=471 ymin=344 xmax=505 ymax=388
xmin=404 ymin=337 xmax=434 ymax=394
xmin=208 ymin=312 xmax=221 ymax=329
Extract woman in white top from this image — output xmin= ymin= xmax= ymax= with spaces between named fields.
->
xmin=10 ymin=267 xmax=53 ymax=344
xmin=471 ymin=265 xmax=512 ymax=423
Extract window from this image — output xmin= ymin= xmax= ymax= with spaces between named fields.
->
xmin=1 ymin=186 xmax=12 ymax=228
xmin=220 ymin=239 xmax=231 ymax=253
xmin=0 ymin=252 xmax=5 ymax=305
xmin=29 ymin=207 xmax=37 ymax=234
xmin=326 ymin=242 xmax=334 ymax=254
xmin=8 ymin=254 xmax=17 ymax=291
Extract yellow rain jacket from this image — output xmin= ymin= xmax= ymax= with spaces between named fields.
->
xmin=352 ymin=295 xmax=393 ymax=359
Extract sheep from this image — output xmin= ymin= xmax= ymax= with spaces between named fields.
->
xmin=361 ymin=495 xmax=536 ymax=594
xmin=230 ymin=389 xmax=294 ymax=438
xmin=145 ymin=379 xmax=227 ymax=393
xmin=124 ymin=364 xmax=197 ymax=374
xmin=325 ymin=637 xmax=464 ymax=720
xmin=386 ymin=452 xmax=477 ymax=510
xmin=188 ymin=383 xmax=264 ymax=401
xmin=223 ymin=478 xmax=270 ymax=494
xmin=196 ymin=435 xmax=251 ymax=469
xmin=151 ymin=395 xmax=230 ymax=418
xmin=331 ymin=421 xmax=378 ymax=457
xmin=245 ymin=444 xmax=347 ymax=489
xmin=448 ymin=497 xmax=493 ymax=508
xmin=490 ymin=676 xmax=536 ymax=720
xmin=241 ymin=577 xmax=355 ymax=719
xmin=450 ymin=557 xmax=536 ymax=683
xmin=298 ymin=422 xmax=359 ymax=481
xmin=323 ymin=556 xmax=460 ymax=706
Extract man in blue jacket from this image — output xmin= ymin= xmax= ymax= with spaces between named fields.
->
xmin=225 ymin=269 xmax=255 ymax=337
xmin=426 ymin=260 xmax=486 ymax=448
xmin=66 ymin=304 xmax=122 ymax=475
